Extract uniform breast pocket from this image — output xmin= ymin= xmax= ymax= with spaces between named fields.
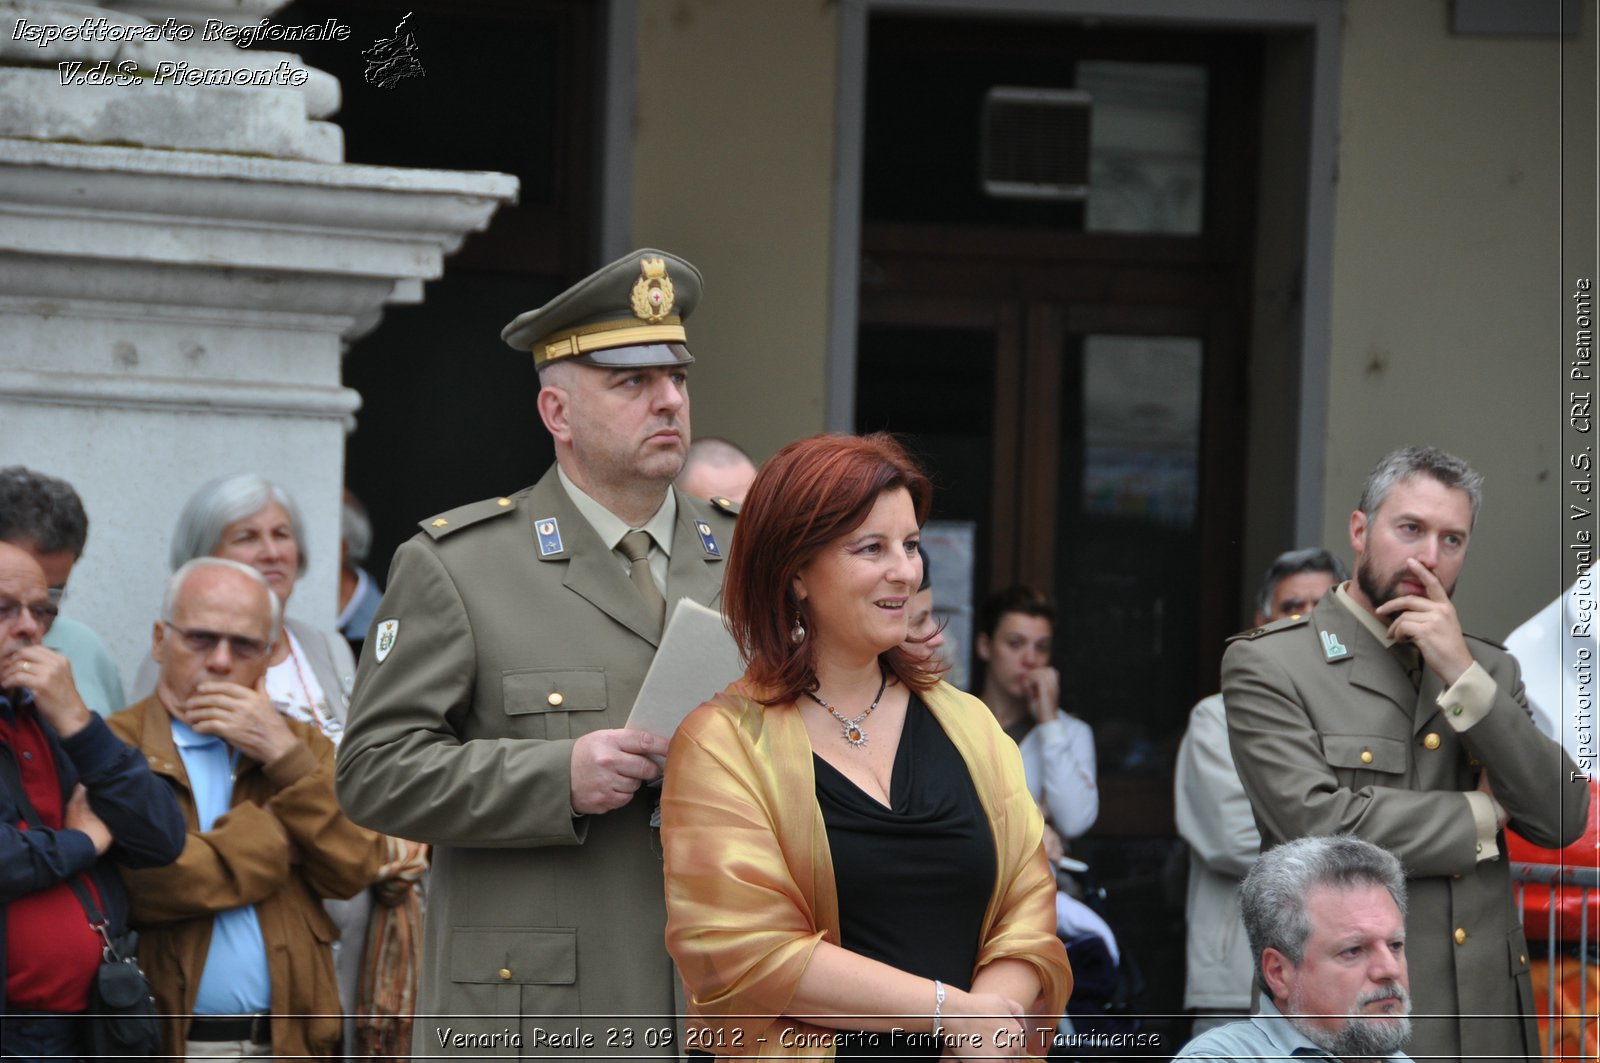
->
xmin=502 ymin=667 xmax=607 ymax=740
xmin=1322 ymin=734 xmax=1409 ymax=789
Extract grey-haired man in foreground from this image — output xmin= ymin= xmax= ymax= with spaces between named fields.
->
xmin=1177 ymin=836 xmax=1413 ymax=1062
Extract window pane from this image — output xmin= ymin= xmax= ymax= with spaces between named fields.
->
xmin=1079 ymin=61 xmax=1208 ymax=234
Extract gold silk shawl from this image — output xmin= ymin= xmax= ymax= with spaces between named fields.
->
xmin=661 ymin=679 xmax=1072 ymax=1059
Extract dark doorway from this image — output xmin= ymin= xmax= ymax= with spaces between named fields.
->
xmin=281 ymin=0 xmax=604 ymax=576
xmin=855 ymin=11 xmax=1270 ymax=1038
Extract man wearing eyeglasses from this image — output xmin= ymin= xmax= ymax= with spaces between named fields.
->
xmin=107 ymin=557 xmax=382 ymax=1061
xmin=0 ymin=541 xmax=185 ymax=1062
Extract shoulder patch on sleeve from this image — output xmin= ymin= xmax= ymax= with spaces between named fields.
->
xmin=709 ymin=495 xmax=741 ymax=516
xmin=419 ymin=494 xmax=519 ymax=541
xmin=1225 ymin=613 xmax=1312 ymax=643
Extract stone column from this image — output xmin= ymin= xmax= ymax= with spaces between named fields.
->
xmin=0 ymin=0 xmax=518 ymax=681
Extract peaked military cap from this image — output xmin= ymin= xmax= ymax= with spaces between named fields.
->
xmin=501 ymin=248 xmax=703 ymax=369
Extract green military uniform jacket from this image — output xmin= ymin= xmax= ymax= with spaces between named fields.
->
xmin=335 ymin=467 xmax=735 ymax=1057
xmin=1221 ymin=593 xmax=1588 ymax=1062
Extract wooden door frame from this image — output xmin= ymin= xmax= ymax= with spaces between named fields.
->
xmin=828 ymin=0 xmax=1343 ymax=549
xmin=859 ymin=278 xmax=1243 ymax=693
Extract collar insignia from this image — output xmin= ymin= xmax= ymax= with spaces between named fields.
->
xmin=536 ymin=517 xmax=564 ymax=557
xmin=695 ymin=520 xmax=720 ymax=556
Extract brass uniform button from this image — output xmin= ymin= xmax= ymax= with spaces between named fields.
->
xmin=547 ymin=692 xmax=564 ymax=707
xmin=1520 ymin=954 xmax=1528 ymax=965
xmin=499 ymin=967 xmax=513 ymax=981
xmin=432 ymin=518 xmax=448 ymax=528
xmin=1289 ymin=614 xmax=1302 ymax=621
xmin=1423 ymin=733 xmax=1441 ymax=750
xmin=1360 ymin=750 xmax=1374 ymax=764
xmin=497 ymin=497 xmax=512 ymax=507
xmin=1454 ymin=928 xmax=1467 ymax=946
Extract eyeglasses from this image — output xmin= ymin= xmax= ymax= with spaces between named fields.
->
xmin=162 ymin=622 xmax=271 ymax=662
xmin=0 ymin=597 xmax=58 ymax=631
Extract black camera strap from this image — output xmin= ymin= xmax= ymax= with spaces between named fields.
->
xmin=0 ymin=745 xmax=122 ymax=958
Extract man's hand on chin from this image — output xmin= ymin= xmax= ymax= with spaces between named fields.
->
xmin=183 ymin=675 xmax=299 ymax=764
xmin=1 ymin=645 xmax=91 ymax=737
xmin=1374 ymin=559 xmax=1473 ymax=687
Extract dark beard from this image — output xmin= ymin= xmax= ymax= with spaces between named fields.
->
xmin=1355 ymin=554 xmax=1456 ymax=612
xmin=1355 ymin=554 xmax=1400 ymax=610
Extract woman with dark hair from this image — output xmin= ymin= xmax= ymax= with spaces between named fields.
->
xmin=662 ymin=433 xmax=1071 ymax=1061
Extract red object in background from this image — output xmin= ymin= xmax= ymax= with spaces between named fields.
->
xmin=1510 ymin=779 xmax=1600 ymax=941
xmin=1531 ymin=954 xmax=1600 ymax=1061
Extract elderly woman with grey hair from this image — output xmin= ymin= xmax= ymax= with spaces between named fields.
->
xmin=137 ymin=474 xmax=355 ymax=729
xmin=136 ymin=473 xmax=424 ymax=1061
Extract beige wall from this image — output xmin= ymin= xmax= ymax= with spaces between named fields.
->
xmin=630 ymin=0 xmax=840 ymax=464
xmin=1322 ymin=0 xmax=1596 ymax=638
xmin=629 ymin=0 xmax=1597 ymax=636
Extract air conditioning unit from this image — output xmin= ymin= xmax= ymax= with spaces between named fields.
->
xmin=980 ymin=86 xmax=1092 ymax=201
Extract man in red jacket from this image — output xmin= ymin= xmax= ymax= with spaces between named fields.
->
xmin=0 ymin=541 xmax=184 ymax=1061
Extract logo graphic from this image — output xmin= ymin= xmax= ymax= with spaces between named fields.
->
xmin=375 ymin=618 xmax=400 ymax=663
xmin=363 ymin=12 xmax=424 ymax=89
xmin=1320 ymin=630 xmax=1348 ymax=659
xmin=630 ymin=256 xmax=675 ymax=323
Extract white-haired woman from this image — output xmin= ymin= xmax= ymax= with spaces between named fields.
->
xmin=136 ymin=473 xmax=424 ymax=1061
xmin=137 ymin=474 xmax=353 ymax=727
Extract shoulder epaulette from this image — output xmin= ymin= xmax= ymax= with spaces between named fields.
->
xmin=1464 ymin=631 xmax=1507 ymax=651
xmin=419 ymin=494 xmax=519 ymax=541
xmin=709 ymin=495 xmax=741 ymax=517
xmin=1225 ymin=612 xmax=1312 ymax=643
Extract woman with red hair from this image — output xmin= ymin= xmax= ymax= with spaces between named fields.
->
xmin=662 ymin=433 xmax=1071 ymax=1060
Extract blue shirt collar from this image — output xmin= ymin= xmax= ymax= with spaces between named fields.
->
xmin=169 ymin=713 xmax=226 ymax=751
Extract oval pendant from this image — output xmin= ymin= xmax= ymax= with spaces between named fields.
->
xmin=843 ymin=724 xmax=866 ymax=746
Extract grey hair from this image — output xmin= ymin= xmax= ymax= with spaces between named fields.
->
xmin=1255 ymin=548 xmax=1349 ymax=619
xmin=1357 ymin=445 xmax=1484 ymax=525
xmin=341 ymin=493 xmax=373 ymax=566
xmin=169 ymin=474 xmax=308 ymax=575
xmin=1241 ymin=836 xmax=1408 ymax=995
xmin=162 ymin=557 xmax=283 ymax=640
xmin=0 ymin=466 xmax=89 ymax=558
xmin=536 ymin=358 xmax=578 ymax=388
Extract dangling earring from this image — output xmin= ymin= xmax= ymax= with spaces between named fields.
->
xmin=790 ymin=613 xmax=807 ymax=645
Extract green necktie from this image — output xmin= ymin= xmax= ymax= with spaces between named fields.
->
xmin=620 ymin=530 xmax=666 ymax=625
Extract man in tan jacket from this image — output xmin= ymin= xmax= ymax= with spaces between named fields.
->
xmin=110 ymin=558 xmax=382 ymax=1061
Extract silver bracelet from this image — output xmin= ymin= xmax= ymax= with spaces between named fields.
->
xmin=931 ymin=978 xmax=945 ymax=1041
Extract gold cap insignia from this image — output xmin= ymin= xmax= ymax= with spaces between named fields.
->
xmin=630 ymin=257 xmax=675 ymax=324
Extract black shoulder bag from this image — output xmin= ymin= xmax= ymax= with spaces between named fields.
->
xmin=0 ymin=749 xmax=163 ymax=1057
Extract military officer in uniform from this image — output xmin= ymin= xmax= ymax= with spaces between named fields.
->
xmin=1222 ymin=445 xmax=1588 ymax=1062
xmin=336 ymin=249 xmax=737 ymax=1056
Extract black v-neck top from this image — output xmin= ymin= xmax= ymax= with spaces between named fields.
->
xmin=811 ymin=695 xmax=998 ymax=1059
